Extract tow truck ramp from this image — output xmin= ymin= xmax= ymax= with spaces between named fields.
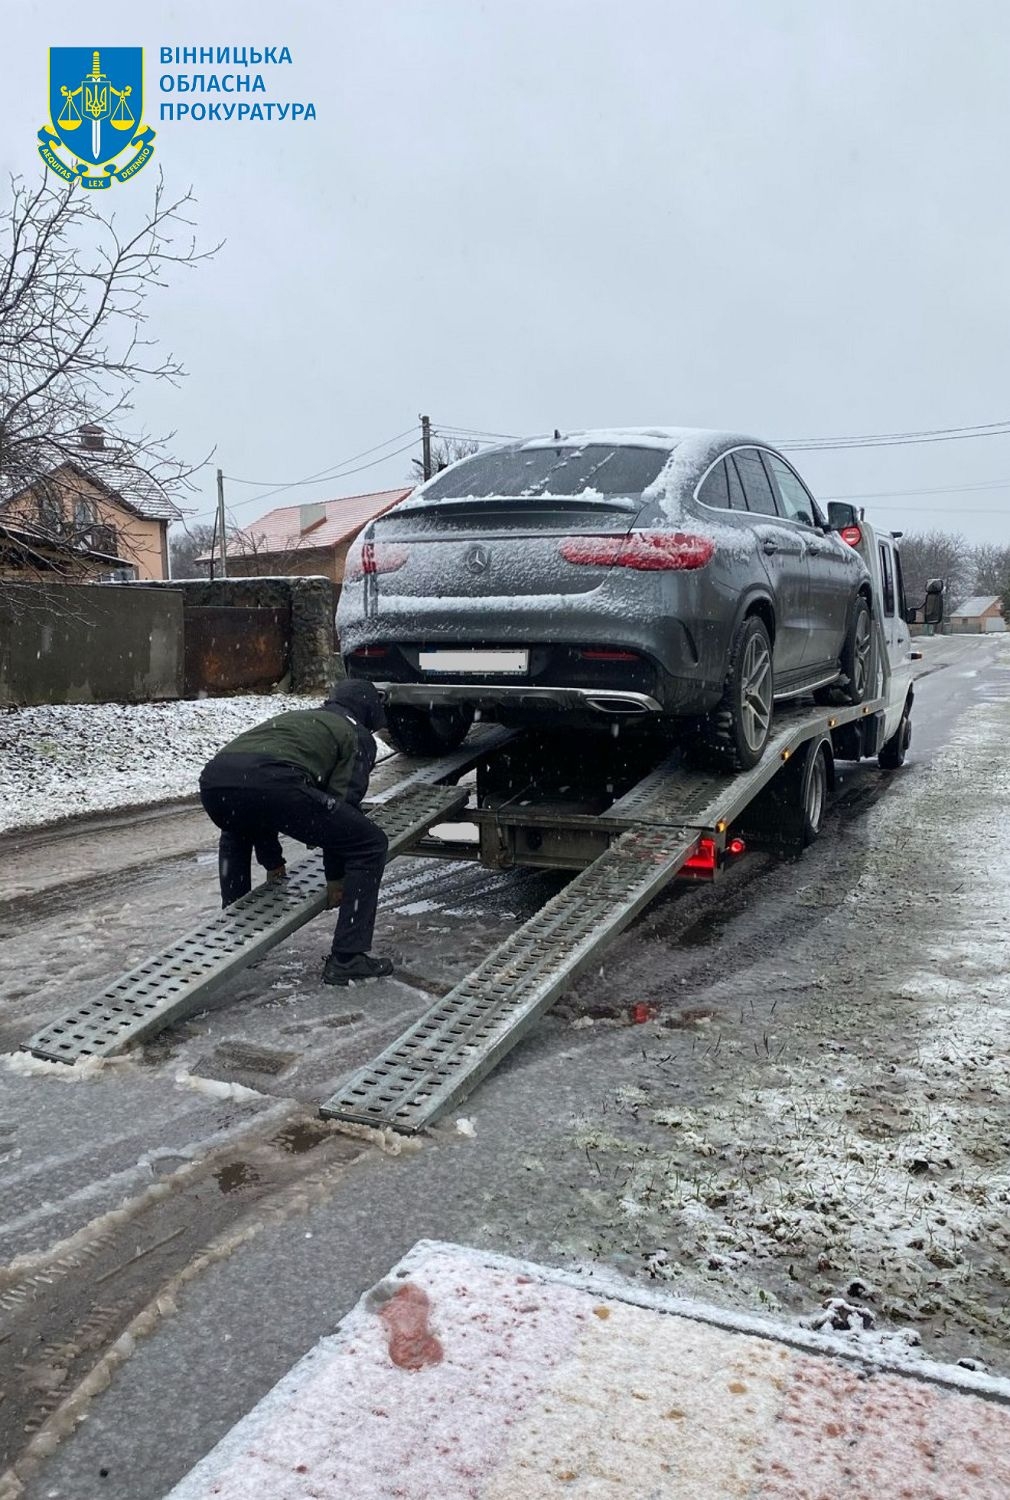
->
xmin=319 ymin=824 xmax=698 ymax=1133
xmin=320 ymin=698 xmax=885 ymax=1132
xmin=23 ymin=782 xmax=471 ymax=1066
xmin=26 ymin=700 xmax=884 ymax=1128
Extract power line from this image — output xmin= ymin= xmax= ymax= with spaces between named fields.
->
xmin=780 ymin=419 xmax=1010 ymax=451
xmin=430 ymin=420 xmax=521 ymax=442
xmin=224 ymin=426 xmax=418 ymax=486
xmin=222 ymin=437 xmax=420 ymax=513
xmin=825 ymin=478 xmax=1010 ymax=500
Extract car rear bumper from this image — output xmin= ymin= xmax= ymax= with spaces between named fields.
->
xmin=379 ymin=681 xmax=663 ymax=718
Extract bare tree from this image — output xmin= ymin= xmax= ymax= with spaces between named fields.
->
xmin=897 ymin=530 xmax=973 ymax=611
xmin=168 ymin=520 xmax=216 ymax=578
xmin=410 ymin=436 xmax=479 ymax=483
xmin=223 ymin=525 xmax=306 ymax=577
xmin=0 ymin=171 xmax=216 ymax=593
xmin=971 ymin=542 xmax=1010 ymax=597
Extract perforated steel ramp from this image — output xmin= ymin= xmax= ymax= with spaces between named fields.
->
xmin=366 ymin=724 xmax=514 ymax=803
xmin=609 ymin=700 xmax=884 ymax=830
xmin=24 ymin=784 xmax=468 ymax=1065
xmin=320 ymin=823 xmax=697 ymax=1133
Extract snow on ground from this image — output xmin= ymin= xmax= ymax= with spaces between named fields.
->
xmin=0 ymin=695 xmax=315 ymax=834
xmin=164 ymin=1240 xmax=1010 ymax=1500
xmin=547 ymin=687 xmax=1010 ymax=1365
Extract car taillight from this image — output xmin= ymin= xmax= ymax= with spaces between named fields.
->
xmin=840 ymin=525 xmax=862 ymax=548
xmin=559 ymin=532 xmax=715 ymax=570
xmin=579 ymin=648 xmax=640 ymax=661
xmin=347 ymin=540 xmax=408 ymax=579
xmin=350 ymin=645 xmax=388 ymax=658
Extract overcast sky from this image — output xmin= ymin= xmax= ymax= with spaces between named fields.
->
xmin=6 ymin=1 xmax=1010 ymax=543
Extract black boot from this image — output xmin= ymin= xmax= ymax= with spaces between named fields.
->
xmin=322 ymin=952 xmax=394 ymax=986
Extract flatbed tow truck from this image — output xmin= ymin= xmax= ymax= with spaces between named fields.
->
xmin=23 ymin=518 xmax=941 ymax=1133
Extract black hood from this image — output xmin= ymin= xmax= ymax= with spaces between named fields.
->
xmin=323 ymin=678 xmax=386 ymax=731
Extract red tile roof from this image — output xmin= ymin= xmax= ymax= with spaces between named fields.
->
xmin=225 ymin=487 xmax=412 ymax=558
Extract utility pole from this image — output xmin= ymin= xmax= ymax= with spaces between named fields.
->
xmin=421 ymin=414 xmax=432 ymax=481
xmin=216 ymin=467 xmax=228 ymax=578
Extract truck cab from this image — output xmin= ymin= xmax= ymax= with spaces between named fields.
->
xmin=826 ymin=502 xmax=942 ymax=768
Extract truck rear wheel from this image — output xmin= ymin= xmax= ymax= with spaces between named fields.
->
xmin=799 ymin=741 xmax=829 ymax=843
xmin=878 ymin=710 xmax=911 ymax=770
xmin=384 ymin=703 xmax=473 ymax=757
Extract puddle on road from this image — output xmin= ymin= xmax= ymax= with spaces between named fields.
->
xmin=213 ymin=1160 xmax=260 ymax=1195
xmin=272 ymin=1119 xmax=333 ymax=1155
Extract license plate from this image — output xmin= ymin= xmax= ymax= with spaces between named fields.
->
xmin=418 ymin=649 xmax=529 ymax=675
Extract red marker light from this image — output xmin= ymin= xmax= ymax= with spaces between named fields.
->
xmin=683 ymin=837 xmax=718 ymax=873
xmin=728 ymin=837 xmax=746 ymax=856
xmin=560 ymin=532 xmax=716 ymax=570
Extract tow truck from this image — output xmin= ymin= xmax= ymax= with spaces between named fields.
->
xmin=24 ymin=514 xmax=942 ymax=1134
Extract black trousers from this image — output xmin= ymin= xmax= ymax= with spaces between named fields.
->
xmin=199 ymin=761 xmax=388 ymax=955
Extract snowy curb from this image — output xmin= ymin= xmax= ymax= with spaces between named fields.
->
xmin=162 ymin=1239 xmax=1010 ymax=1500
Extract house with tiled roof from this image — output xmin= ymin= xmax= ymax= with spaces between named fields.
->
xmin=0 ymin=425 xmax=183 ymax=580
xmin=211 ymin=487 xmax=412 ymax=588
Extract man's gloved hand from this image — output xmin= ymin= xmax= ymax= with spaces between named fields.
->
xmin=326 ymin=880 xmax=345 ymax=910
xmin=267 ymin=864 xmax=287 ymax=883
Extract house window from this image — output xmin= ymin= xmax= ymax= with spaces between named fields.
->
xmin=74 ymin=496 xmax=98 ymax=531
xmin=36 ymin=489 xmax=63 ymax=534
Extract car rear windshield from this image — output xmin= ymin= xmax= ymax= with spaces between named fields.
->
xmin=419 ymin=444 xmax=670 ymax=501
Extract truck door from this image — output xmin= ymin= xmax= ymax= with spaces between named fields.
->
xmin=880 ymin=538 xmax=913 ymax=733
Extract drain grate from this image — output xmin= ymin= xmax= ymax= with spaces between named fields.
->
xmin=25 ymin=784 xmax=468 ymax=1065
xmin=319 ymin=824 xmax=697 ymax=1133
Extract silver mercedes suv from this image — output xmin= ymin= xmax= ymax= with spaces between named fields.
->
xmin=338 ymin=428 xmax=872 ymax=769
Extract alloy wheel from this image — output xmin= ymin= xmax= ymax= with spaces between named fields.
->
xmin=853 ymin=610 xmax=872 ymax=697
xmin=741 ymin=633 xmax=773 ymax=753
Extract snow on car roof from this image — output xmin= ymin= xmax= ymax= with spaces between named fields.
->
xmin=517 ymin=426 xmax=765 ymax=457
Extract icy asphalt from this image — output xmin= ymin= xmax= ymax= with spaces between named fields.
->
xmin=1 ymin=633 xmax=1008 ymax=1499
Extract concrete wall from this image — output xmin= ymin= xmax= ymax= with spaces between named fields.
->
xmin=0 ymin=584 xmax=183 ymax=706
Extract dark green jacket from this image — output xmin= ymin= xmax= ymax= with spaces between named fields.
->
xmin=216 ymin=709 xmax=359 ymax=799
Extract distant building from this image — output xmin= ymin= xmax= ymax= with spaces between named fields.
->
xmin=949 ymin=595 xmax=1005 ymax=633
xmin=0 ymin=425 xmax=182 ymax=581
xmin=209 ymin=488 xmax=412 ymax=590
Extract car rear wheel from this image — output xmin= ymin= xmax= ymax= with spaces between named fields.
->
xmin=837 ymin=596 xmax=872 ymax=706
xmin=701 ymin=615 xmax=774 ymax=771
xmin=383 ymin=703 xmax=473 ymax=757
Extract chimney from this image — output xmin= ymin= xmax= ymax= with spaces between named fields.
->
xmin=78 ymin=423 xmax=106 ymax=451
xmin=299 ymin=502 xmax=326 ymax=533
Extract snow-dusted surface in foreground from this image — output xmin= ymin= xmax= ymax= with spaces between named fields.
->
xmin=0 ymin=696 xmax=314 ymax=834
xmin=165 ymin=1239 xmax=1010 ymax=1500
xmin=544 ymin=678 xmax=1010 ymax=1364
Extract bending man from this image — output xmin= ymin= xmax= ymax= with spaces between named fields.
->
xmin=198 ymin=680 xmax=391 ymax=986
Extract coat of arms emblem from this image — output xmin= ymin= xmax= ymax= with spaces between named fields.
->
xmin=39 ymin=48 xmax=155 ymax=189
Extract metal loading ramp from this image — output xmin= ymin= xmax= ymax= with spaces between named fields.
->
xmin=319 ymin=824 xmax=698 ymax=1133
xmin=24 ymin=783 xmax=468 ymax=1065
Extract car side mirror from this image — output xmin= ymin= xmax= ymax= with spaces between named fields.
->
xmin=826 ymin=501 xmax=859 ymax=531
